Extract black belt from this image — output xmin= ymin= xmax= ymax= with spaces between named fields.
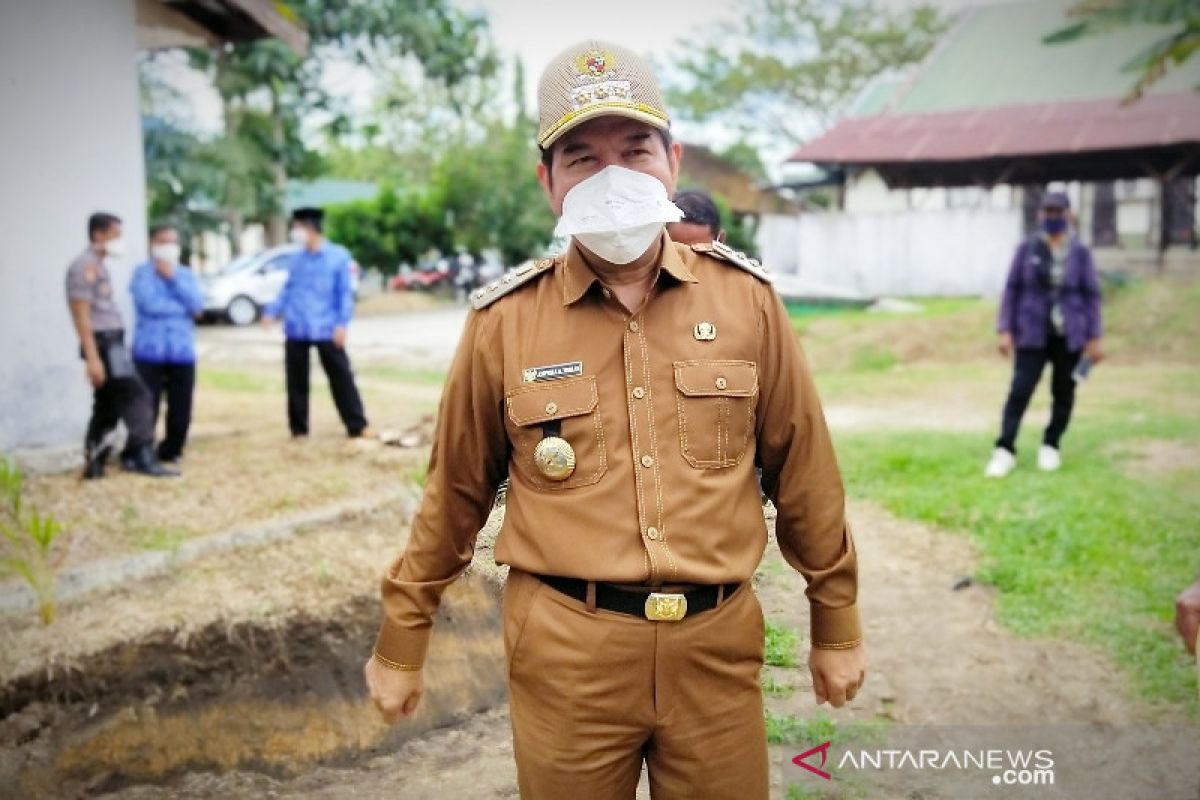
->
xmin=93 ymin=329 xmax=125 ymax=344
xmin=535 ymin=574 xmax=740 ymax=621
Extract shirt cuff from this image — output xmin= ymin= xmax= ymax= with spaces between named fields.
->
xmin=372 ymin=617 xmax=431 ymax=671
xmin=810 ymin=603 xmax=862 ymax=649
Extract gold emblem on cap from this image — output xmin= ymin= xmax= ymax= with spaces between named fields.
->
xmin=534 ymin=436 xmax=576 ymax=481
xmin=694 ymin=321 xmax=717 ymax=341
xmin=575 ymin=49 xmax=616 ymax=79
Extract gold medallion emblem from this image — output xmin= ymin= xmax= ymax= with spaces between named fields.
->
xmin=533 ymin=436 xmax=576 ymax=481
xmin=694 ymin=321 xmax=717 ymax=341
xmin=575 ymin=49 xmax=616 ymax=79
xmin=645 ymin=592 xmax=687 ymax=622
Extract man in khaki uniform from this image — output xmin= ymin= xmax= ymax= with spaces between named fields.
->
xmin=366 ymin=40 xmax=866 ymax=799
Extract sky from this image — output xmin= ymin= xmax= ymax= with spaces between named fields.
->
xmin=459 ymin=0 xmax=1010 ymax=173
xmin=466 ymin=0 xmax=1002 ymax=109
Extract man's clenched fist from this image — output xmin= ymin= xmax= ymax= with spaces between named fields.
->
xmin=364 ymin=657 xmax=424 ymax=723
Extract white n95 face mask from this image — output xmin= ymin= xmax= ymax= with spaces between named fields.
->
xmin=289 ymin=227 xmax=309 ymax=246
xmin=575 ymin=223 xmax=665 ymax=265
xmin=104 ymin=237 xmax=126 ymax=258
xmin=554 ymin=165 xmax=683 ymax=265
xmin=150 ymin=243 xmax=181 ymax=264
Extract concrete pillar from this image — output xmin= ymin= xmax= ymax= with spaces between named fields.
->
xmin=0 ymin=0 xmax=148 ymax=462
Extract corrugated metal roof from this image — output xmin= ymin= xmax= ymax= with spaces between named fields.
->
xmin=785 ymin=0 xmax=1200 ymax=184
xmin=885 ymin=0 xmax=1200 ymax=115
xmin=789 ymin=93 xmax=1200 ymax=165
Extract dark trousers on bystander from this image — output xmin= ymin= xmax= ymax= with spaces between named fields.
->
xmin=135 ymin=361 xmax=196 ymax=461
xmin=284 ymin=339 xmax=368 ymax=437
xmin=85 ymin=333 xmax=156 ymax=456
xmin=995 ymin=332 xmax=1081 ymax=453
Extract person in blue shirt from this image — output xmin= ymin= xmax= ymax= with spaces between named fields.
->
xmin=262 ymin=207 xmax=370 ymax=438
xmin=130 ymin=223 xmax=205 ymax=465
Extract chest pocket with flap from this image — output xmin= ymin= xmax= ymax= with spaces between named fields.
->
xmin=505 ymin=374 xmax=607 ymax=490
xmin=674 ymin=360 xmax=758 ymax=469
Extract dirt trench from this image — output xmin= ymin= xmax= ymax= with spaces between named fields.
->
xmin=0 ymin=504 xmax=508 ymax=799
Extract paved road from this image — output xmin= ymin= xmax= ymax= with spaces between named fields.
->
xmin=196 ymin=306 xmax=469 ymax=368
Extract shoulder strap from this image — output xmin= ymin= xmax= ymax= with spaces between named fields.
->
xmin=691 ymin=241 xmax=771 ymax=283
xmin=470 ymin=258 xmax=556 ymax=310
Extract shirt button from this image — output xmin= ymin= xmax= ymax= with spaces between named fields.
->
xmin=628 ymin=320 xmax=640 ymax=333
xmin=715 ymin=377 xmax=728 ymax=390
xmin=545 ymin=402 xmax=558 ymax=415
xmin=632 ymin=386 xmax=646 ymax=399
xmin=646 ymin=526 xmax=660 ymax=541
xmin=641 ymin=455 xmax=654 ymax=468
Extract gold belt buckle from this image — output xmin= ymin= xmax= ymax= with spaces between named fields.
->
xmin=644 ymin=592 xmax=687 ymax=622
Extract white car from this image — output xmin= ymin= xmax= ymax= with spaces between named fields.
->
xmin=202 ymin=245 xmax=361 ymax=326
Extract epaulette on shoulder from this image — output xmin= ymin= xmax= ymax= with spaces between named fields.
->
xmin=691 ymin=241 xmax=771 ymax=283
xmin=470 ymin=258 xmax=556 ymax=310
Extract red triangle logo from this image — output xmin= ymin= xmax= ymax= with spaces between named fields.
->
xmin=793 ymin=741 xmax=832 ymax=780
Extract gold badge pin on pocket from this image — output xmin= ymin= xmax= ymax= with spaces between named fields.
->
xmin=534 ymin=436 xmax=576 ymax=480
xmin=694 ymin=321 xmax=716 ymax=341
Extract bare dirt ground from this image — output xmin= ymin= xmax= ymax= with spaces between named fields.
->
xmin=12 ymin=360 xmax=436 ymax=573
xmin=5 ymin=297 xmax=1197 ymax=799
xmin=92 ymin=498 xmax=1196 ymax=800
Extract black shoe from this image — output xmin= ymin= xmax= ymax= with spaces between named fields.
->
xmin=121 ymin=446 xmax=180 ymax=478
xmin=82 ymin=444 xmax=112 ymax=480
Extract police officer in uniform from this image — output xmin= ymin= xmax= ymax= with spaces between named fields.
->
xmin=365 ymin=41 xmax=865 ymax=799
xmin=66 ymin=212 xmax=177 ymax=478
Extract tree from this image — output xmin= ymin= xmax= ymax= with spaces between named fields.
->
xmin=325 ymin=186 xmax=454 ymax=273
xmin=666 ymin=0 xmax=948 ymax=145
xmin=429 ymin=121 xmax=556 ymax=265
xmin=325 ymin=54 xmax=555 ymax=268
xmin=1044 ymin=0 xmax=1200 ymax=101
xmin=177 ymin=0 xmax=494 ymax=248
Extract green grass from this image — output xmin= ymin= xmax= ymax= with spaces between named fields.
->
xmin=772 ymin=713 xmax=884 ymax=800
xmin=834 ymin=412 xmax=1200 ymax=712
xmin=787 ymin=296 xmax=985 ymax=330
xmin=359 ymin=366 xmax=448 ymax=386
xmin=765 ymin=620 xmax=801 ymax=667
xmin=766 ymin=710 xmax=885 ymax=746
xmin=405 ymin=464 xmax=429 ymax=488
xmin=197 ymin=369 xmax=279 ymax=394
xmin=847 ymin=345 xmax=898 ymax=373
xmin=761 ymin=672 xmax=795 ymax=698
xmin=120 ymin=505 xmax=190 ymax=552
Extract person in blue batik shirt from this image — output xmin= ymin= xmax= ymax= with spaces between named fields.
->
xmin=262 ymin=207 xmax=370 ymax=438
xmin=130 ymin=223 xmax=205 ymax=465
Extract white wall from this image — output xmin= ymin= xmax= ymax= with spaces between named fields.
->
xmin=0 ymin=0 xmax=147 ymax=460
xmin=844 ymin=170 xmax=1019 ymax=214
xmin=759 ymin=208 xmax=1023 ymax=297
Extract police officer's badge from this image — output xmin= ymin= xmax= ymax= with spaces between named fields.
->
xmin=694 ymin=322 xmax=717 ymax=341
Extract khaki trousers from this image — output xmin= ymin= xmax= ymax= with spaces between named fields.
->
xmin=503 ymin=569 xmax=769 ymax=800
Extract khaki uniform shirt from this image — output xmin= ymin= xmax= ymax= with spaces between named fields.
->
xmin=374 ymin=234 xmax=860 ymax=670
xmin=65 ymin=246 xmax=123 ymax=332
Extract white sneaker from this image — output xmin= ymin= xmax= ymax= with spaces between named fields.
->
xmin=984 ymin=447 xmax=1016 ymax=478
xmin=1037 ymin=445 xmax=1062 ymax=472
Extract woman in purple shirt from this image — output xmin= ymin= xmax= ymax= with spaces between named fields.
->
xmin=985 ymin=192 xmax=1104 ymax=478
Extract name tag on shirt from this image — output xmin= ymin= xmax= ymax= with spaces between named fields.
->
xmin=522 ymin=361 xmax=583 ymax=383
